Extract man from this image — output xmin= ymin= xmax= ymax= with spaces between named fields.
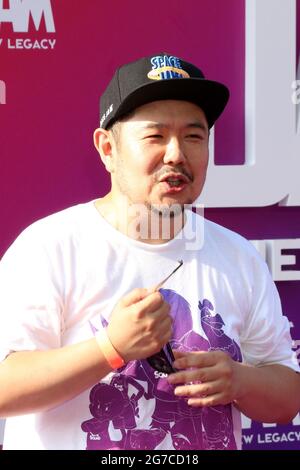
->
xmin=0 ymin=53 xmax=299 ymax=450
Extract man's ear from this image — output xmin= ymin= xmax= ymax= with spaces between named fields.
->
xmin=93 ymin=128 xmax=115 ymax=173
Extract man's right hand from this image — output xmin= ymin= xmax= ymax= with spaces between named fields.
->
xmin=106 ymin=288 xmax=172 ymax=363
xmin=0 ymin=288 xmax=172 ymax=417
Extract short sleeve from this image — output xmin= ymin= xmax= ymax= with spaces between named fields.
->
xmin=240 ymin=253 xmax=299 ymax=371
xmin=0 ymin=225 xmax=64 ymax=362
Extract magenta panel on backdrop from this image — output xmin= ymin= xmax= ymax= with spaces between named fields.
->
xmin=297 ymin=0 xmax=300 ymax=60
xmin=0 ymin=0 xmax=300 ymax=450
xmin=0 ymin=0 xmax=245 ymax=256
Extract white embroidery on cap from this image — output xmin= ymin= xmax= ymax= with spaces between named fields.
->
xmin=100 ymin=104 xmax=114 ymax=127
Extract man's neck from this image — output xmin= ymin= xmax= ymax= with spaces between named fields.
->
xmin=94 ymin=195 xmax=185 ymax=244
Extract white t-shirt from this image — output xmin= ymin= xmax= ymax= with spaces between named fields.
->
xmin=0 ymin=201 xmax=298 ymax=450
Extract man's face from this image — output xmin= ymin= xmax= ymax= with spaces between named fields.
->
xmin=109 ymin=100 xmax=209 ymax=212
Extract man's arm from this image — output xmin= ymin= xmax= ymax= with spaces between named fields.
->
xmin=168 ymin=350 xmax=300 ymax=423
xmin=231 ymin=362 xmax=300 ymax=423
xmin=0 ymin=339 xmax=111 ymax=417
xmin=0 ymin=288 xmax=172 ymax=418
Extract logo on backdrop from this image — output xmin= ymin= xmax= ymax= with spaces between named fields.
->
xmin=0 ymin=79 xmax=6 ymax=104
xmin=0 ymin=0 xmax=56 ymax=50
xmin=242 ymin=413 xmax=300 ymax=450
xmin=199 ymin=0 xmax=300 ymax=208
xmin=292 ymin=79 xmax=300 ymax=105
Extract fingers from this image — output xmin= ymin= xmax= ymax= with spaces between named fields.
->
xmin=156 ymin=316 xmax=173 ymax=343
xmin=168 ymin=366 xmax=219 ymax=385
xmin=186 ymin=393 xmax=225 ymax=407
xmin=138 ymin=291 xmax=167 ymax=315
xmin=109 ymin=287 xmax=173 ymax=362
xmin=169 ymin=373 xmax=231 ymax=407
xmin=121 ymin=288 xmax=167 ymax=315
xmin=172 ymin=350 xmax=187 ymax=360
xmin=167 ymin=350 xmax=236 ymax=407
xmin=172 ymin=350 xmax=218 ymax=370
xmin=147 ymin=285 xmax=159 ymax=295
xmin=173 ymin=379 xmax=222 ymax=399
xmin=120 ymin=288 xmax=150 ymax=307
xmin=140 ymin=315 xmax=173 ymax=354
xmin=170 ymin=377 xmax=229 ymax=407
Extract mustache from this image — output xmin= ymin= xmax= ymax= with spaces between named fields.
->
xmin=155 ymin=167 xmax=193 ymax=182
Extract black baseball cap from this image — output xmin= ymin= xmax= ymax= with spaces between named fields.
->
xmin=99 ymin=53 xmax=229 ymax=130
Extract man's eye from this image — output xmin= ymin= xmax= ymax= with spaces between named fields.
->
xmin=188 ymin=134 xmax=202 ymax=138
xmin=147 ymin=134 xmax=163 ymax=139
xmin=186 ymin=134 xmax=204 ymax=140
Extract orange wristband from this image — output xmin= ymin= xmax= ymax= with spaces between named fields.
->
xmin=95 ymin=328 xmax=125 ymax=370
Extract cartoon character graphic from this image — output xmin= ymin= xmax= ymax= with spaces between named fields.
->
xmin=199 ymin=299 xmax=242 ymax=362
xmin=81 ymin=383 xmax=126 ymax=449
xmin=81 ymin=291 xmax=239 ymax=450
xmin=202 ymin=406 xmax=235 ymax=450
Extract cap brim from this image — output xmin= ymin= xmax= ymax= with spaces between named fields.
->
xmin=110 ymin=78 xmax=229 ymax=129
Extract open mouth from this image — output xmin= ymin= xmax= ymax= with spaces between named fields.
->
xmin=160 ymin=173 xmax=189 ymax=184
xmin=159 ymin=173 xmax=190 ymax=191
xmin=164 ymin=178 xmax=184 ymax=187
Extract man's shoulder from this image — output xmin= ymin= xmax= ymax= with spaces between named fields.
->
xmin=5 ymin=200 xmax=97 ymax=255
xmin=201 ymin=216 xmax=261 ymax=259
xmin=204 ymin=217 xmax=249 ymax=245
xmin=25 ymin=200 xmax=93 ymax=233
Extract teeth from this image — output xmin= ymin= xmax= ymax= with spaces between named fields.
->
xmin=167 ymin=180 xmax=182 ymax=186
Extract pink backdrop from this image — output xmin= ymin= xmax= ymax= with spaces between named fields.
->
xmin=0 ymin=0 xmax=299 ymax=450
xmin=0 ymin=0 xmax=245 ymax=255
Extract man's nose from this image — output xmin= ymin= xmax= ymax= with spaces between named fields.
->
xmin=163 ymin=138 xmax=186 ymax=165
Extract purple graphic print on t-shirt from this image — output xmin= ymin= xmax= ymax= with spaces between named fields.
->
xmin=81 ymin=290 xmax=241 ymax=450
